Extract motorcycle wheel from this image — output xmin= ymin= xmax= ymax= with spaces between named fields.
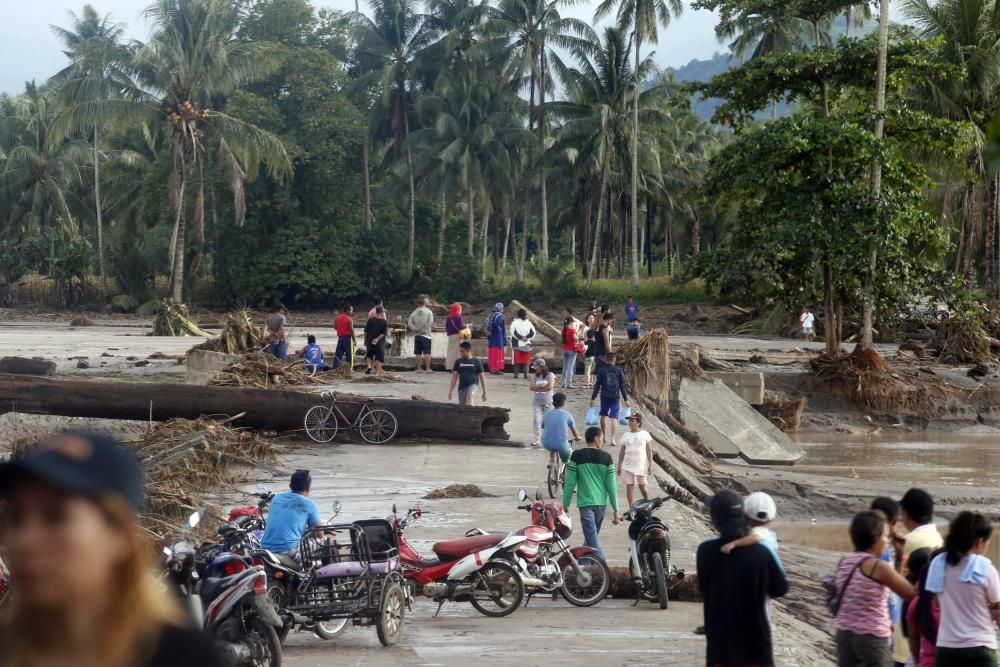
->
xmin=560 ymin=554 xmax=610 ymax=607
xmin=627 ymin=558 xmax=658 ymax=602
xmin=245 ymin=617 xmax=282 ymax=667
xmin=376 ymin=581 xmax=406 ymax=646
xmin=265 ymin=583 xmax=290 ymax=643
xmin=314 ymin=618 xmax=348 ymax=640
xmin=653 ymin=551 xmax=668 ymax=610
xmin=469 ymin=560 xmax=524 ymax=618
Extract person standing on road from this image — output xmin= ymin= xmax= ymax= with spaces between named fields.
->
xmin=264 ymin=304 xmax=288 ymax=361
xmin=445 ymin=303 xmax=467 ymax=370
xmin=925 ymin=512 xmax=1000 ymax=667
xmin=407 ymin=298 xmax=435 ymax=373
xmin=834 ymin=510 xmax=917 ymax=667
xmin=448 ymin=341 xmax=488 ymax=406
xmin=510 ymin=309 xmax=536 ymax=379
xmin=594 ymin=312 xmax=614 ymax=366
xmin=617 ymin=413 xmax=652 ymax=507
xmin=561 ymin=316 xmax=578 ymax=389
xmin=334 ymin=304 xmax=356 ymax=369
xmin=363 ymin=306 xmax=388 ymax=376
xmin=485 ymin=303 xmax=507 ymax=374
xmin=800 ymin=306 xmax=815 ymax=341
xmin=529 ymin=360 xmax=556 ymax=447
xmin=562 ymin=426 xmax=620 ymax=561
xmin=625 ymin=296 xmax=639 ymax=325
xmin=698 ymin=490 xmax=789 ymax=667
xmin=590 ymin=352 xmax=630 ymax=447
xmin=0 ymin=432 xmax=221 ymax=667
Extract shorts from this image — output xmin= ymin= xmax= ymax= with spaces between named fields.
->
xmin=621 ymin=470 xmax=647 ymax=485
xmin=599 ymin=397 xmax=620 ymax=419
xmin=366 ymin=344 xmax=385 ymax=362
xmin=543 ymin=440 xmax=572 ymax=462
xmin=414 ymin=335 xmax=432 ymax=356
xmin=802 ymin=326 xmax=814 ymax=335
xmin=458 ymin=385 xmax=478 ymax=404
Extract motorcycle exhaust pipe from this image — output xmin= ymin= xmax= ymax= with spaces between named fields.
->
xmin=520 ymin=576 xmax=548 ymax=589
xmin=218 ymin=641 xmax=252 ymax=663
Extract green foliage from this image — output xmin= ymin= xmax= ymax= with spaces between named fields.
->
xmin=529 ymin=261 xmax=580 ymax=306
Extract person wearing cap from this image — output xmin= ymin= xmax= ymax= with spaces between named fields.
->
xmin=260 ymin=470 xmax=322 ymax=563
xmin=721 ymin=492 xmax=781 ymax=563
xmin=697 ymin=490 xmax=789 ymax=667
xmin=616 ymin=412 xmax=653 ymax=507
xmin=0 ymin=432 xmax=219 ymax=667
xmin=528 ymin=359 xmax=556 ymax=447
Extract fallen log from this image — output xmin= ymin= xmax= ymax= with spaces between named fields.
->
xmin=607 ymin=566 xmax=700 ymax=602
xmin=509 ymin=300 xmax=563 ymax=346
xmin=0 ymin=357 xmax=57 ymax=376
xmin=0 ymin=375 xmax=510 ymax=442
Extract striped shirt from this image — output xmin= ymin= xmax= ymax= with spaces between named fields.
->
xmin=835 ymin=552 xmax=891 ymax=638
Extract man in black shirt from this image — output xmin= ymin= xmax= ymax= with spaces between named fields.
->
xmin=363 ymin=306 xmax=389 ymax=376
xmin=697 ymin=490 xmax=789 ymax=667
xmin=448 ymin=341 xmax=488 ymax=405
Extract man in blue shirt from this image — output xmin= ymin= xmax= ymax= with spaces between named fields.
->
xmin=261 ymin=470 xmax=321 ymax=559
xmin=625 ymin=296 xmax=639 ymax=324
xmin=589 ymin=352 xmax=630 ymax=447
xmin=541 ymin=392 xmax=581 ymax=464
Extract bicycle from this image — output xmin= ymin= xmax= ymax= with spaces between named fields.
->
xmin=546 ymin=438 xmax=579 ymax=499
xmin=304 ymin=391 xmax=399 ymax=444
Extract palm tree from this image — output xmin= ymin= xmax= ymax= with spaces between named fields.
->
xmin=595 ymin=0 xmax=683 ymax=288
xmin=844 ymin=2 xmax=873 ymax=36
xmin=549 ymin=27 xmax=661 ymax=287
xmin=904 ymin=0 xmax=1000 ymax=296
xmin=353 ymin=0 xmax=434 ymax=273
xmin=55 ymin=0 xmax=291 ymax=303
xmin=50 ymin=5 xmax=128 ymax=297
xmin=486 ymin=0 xmax=597 ymax=263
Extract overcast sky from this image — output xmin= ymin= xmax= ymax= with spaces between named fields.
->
xmin=0 ymin=0 xmax=725 ymax=95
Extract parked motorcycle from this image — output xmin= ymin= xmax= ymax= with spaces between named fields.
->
xmin=393 ymin=504 xmax=527 ymax=617
xmin=623 ymin=496 xmax=685 ymax=609
xmin=229 ymin=488 xmax=274 ymax=532
xmin=164 ymin=511 xmax=283 ymax=667
xmin=466 ymin=489 xmax=610 ymax=606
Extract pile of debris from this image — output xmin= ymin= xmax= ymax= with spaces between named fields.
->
xmin=616 ymin=329 xmax=671 ymax=404
xmin=152 ymin=300 xmax=212 ymax=338
xmin=809 ymin=349 xmax=945 ymax=412
xmin=208 ymin=351 xmax=325 ymax=389
xmin=193 ymin=309 xmax=265 ymax=355
xmin=9 ymin=417 xmax=276 ymax=540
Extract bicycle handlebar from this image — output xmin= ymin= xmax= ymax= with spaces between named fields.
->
xmin=517 ymin=504 xmax=532 ymax=510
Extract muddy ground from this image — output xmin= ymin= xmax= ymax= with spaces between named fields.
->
xmin=3 ymin=308 xmax=1000 ymax=665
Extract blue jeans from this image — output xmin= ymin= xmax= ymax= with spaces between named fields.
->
xmin=561 ymin=350 xmax=577 ymax=388
xmin=578 ymin=506 xmax=606 ymax=561
xmin=267 ymin=340 xmax=288 ymax=361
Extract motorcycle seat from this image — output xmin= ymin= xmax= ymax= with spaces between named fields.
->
xmin=200 ymin=572 xmax=249 ymax=603
xmin=432 ymin=534 xmax=504 ymax=560
xmin=315 ymin=557 xmax=398 ymax=579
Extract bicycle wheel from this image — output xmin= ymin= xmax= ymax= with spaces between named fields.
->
xmin=304 ymin=406 xmax=338 ymax=443
xmin=358 ymin=408 xmax=398 ymax=444
xmin=546 ymin=462 xmax=559 ymax=499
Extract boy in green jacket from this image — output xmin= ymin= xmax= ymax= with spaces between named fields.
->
xmin=562 ymin=426 xmax=620 ymax=561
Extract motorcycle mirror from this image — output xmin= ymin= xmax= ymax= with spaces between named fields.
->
xmin=517 ymin=489 xmax=528 ymax=501
xmin=392 ymin=503 xmax=397 ymax=515
xmin=332 ymin=500 xmax=342 ymax=515
xmin=187 ymin=510 xmax=202 ymax=529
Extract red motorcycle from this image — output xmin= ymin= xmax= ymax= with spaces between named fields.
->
xmin=466 ymin=489 xmax=610 ymax=606
xmin=393 ymin=504 xmax=527 ymax=617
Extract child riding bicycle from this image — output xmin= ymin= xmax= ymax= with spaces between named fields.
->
xmin=541 ymin=392 xmax=581 ymax=464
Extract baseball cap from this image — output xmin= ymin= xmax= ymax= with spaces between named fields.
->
xmin=744 ymin=492 xmax=777 ymax=522
xmin=627 ymin=413 xmax=643 ymax=424
xmin=0 ymin=432 xmax=144 ymax=513
xmin=709 ymin=490 xmax=745 ymax=529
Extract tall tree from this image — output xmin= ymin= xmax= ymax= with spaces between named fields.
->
xmin=51 ymin=5 xmax=127 ymax=297
xmin=595 ymin=0 xmax=682 ymax=288
xmin=353 ymin=0 xmax=433 ymax=273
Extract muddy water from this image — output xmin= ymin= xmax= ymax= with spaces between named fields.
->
xmin=791 ymin=431 xmax=1000 ymax=486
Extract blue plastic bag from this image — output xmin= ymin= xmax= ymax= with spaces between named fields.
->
xmin=618 ymin=406 xmax=631 ymax=425
xmin=585 ymin=406 xmax=599 ymax=425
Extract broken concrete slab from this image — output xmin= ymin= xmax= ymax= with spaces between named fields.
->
xmin=705 ymin=371 xmax=765 ymax=405
xmin=678 ymin=376 xmax=805 ymax=465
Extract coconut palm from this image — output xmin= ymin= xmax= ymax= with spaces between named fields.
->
xmin=903 ymin=0 xmax=1000 ymax=296
xmin=353 ymin=0 xmax=434 ymax=273
xmin=595 ymin=0 xmax=682 ymax=288
xmin=54 ymin=0 xmax=291 ymax=303
xmin=50 ymin=5 xmax=129 ymax=296
xmin=485 ymin=0 xmax=597 ymax=263
xmin=549 ymin=26 xmax=661 ymax=287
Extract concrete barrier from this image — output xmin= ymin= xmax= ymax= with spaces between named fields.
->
xmin=678 ymin=377 xmax=805 ymax=465
xmin=185 ymin=349 xmax=242 ymax=385
xmin=704 ymin=371 xmax=765 ymax=405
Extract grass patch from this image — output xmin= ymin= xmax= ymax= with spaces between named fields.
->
xmin=587 ymin=276 xmax=709 ymax=305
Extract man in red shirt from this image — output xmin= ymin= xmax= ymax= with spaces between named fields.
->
xmin=334 ymin=305 xmax=356 ymax=369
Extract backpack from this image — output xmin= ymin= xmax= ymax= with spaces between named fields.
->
xmin=601 ymin=366 xmax=621 ymax=398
